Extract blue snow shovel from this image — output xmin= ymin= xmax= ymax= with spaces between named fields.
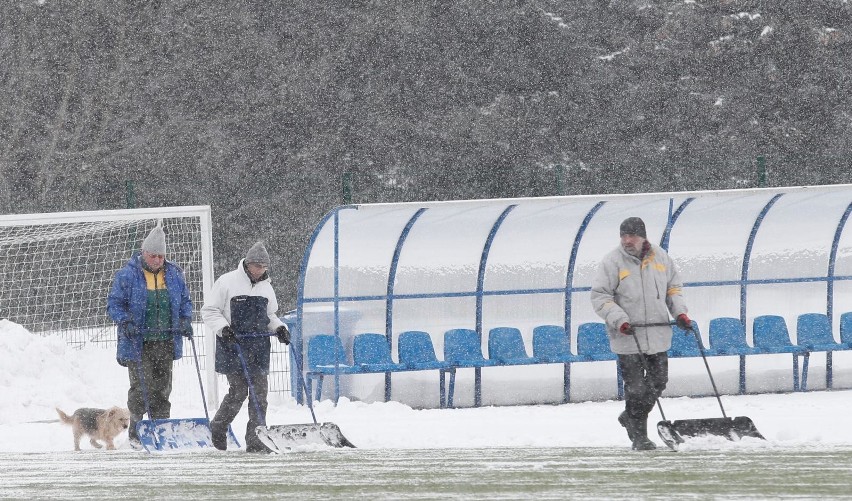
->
xmin=135 ymin=328 xmax=241 ymax=452
xmin=232 ymin=333 xmax=355 ymax=454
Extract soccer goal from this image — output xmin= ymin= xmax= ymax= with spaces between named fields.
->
xmin=0 ymin=206 xmax=221 ymax=405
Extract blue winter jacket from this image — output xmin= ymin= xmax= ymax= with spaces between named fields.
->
xmin=107 ymin=253 xmax=193 ymax=366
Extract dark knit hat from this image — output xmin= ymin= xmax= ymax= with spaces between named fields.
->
xmin=141 ymin=225 xmax=167 ymax=255
xmin=245 ymin=241 xmax=270 ymax=266
xmin=619 ymin=217 xmax=647 ymax=238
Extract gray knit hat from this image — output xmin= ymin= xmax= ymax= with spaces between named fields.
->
xmin=245 ymin=241 xmax=270 ymax=266
xmin=619 ymin=217 xmax=647 ymax=238
xmin=141 ymin=225 xmax=167 ymax=255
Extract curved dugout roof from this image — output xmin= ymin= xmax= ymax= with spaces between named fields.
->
xmin=292 ymin=184 xmax=852 ymax=399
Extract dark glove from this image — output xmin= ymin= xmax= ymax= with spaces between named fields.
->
xmin=676 ymin=314 xmax=692 ymax=331
xmin=122 ymin=322 xmax=138 ymax=338
xmin=619 ymin=322 xmax=635 ymax=336
xmin=220 ymin=325 xmax=236 ymax=342
xmin=276 ymin=325 xmax=291 ymax=345
xmin=180 ymin=318 xmax=194 ymax=338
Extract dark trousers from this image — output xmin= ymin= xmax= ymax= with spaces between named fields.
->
xmin=211 ymin=372 xmax=268 ymax=451
xmin=618 ymin=352 xmax=668 ymax=421
xmin=127 ymin=340 xmax=174 ymax=439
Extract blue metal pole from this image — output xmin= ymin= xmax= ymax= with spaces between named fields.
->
xmin=563 ymin=201 xmax=605 ymax=402
xmin=740 ymin=194 xmax=784 ymax=326
xmin=827 ymin=202 xmax=852 ymax=323
xmin=384 ymin=208 xmax=428 ymax=401
xmin=474 ymin=204 xmax=517 ymax=407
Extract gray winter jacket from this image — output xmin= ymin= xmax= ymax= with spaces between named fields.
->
xmin=590 ymin=242 xmax=688 ymax=355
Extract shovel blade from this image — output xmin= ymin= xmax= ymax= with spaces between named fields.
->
xmin=257 ymin=422 xmax=356 ymax=451
xmin=137 ymin=418 xmax=241 ymax=452
xmin=672 ymin=416 xmax=765 ymax=441
xmin=657 ymin=420 xmax=685 ymax=451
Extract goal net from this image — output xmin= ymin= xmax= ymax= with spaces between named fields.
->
xmin=0 ymin=206 xmax=221 ymax=405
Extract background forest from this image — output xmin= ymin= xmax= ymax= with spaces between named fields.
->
xmin=2 ymin=0 xmax=851 ymax=305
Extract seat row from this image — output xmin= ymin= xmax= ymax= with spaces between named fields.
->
xmin=670 ymin=313 xmax=852 ymax=392
xmin=305 ymin=325 xmax=613 ymax=407
xmin=303 ymin=312 xmax=852 ymax=407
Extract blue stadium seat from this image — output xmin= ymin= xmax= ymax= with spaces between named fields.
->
xmin=488 ymin=327 xmax=538 ymax=365
xmin=841 ymin=312 xmax=852 ymax=345
xmin=532 ymin=325 xmax=577 ymax=363
xmin=752 ymin=315 xmax=802 ymax=391
xmin=576 ymin=322 xmax=623 ymax=399
xmin=706 ymin=317 xmax=757 ymax=394
xmin=444 ymin=328 xmax=496 ymax=367
xmin=351 ymin=333 xmax=407 ymax=402
xmin=796 ymin=313 xmax=851 ymax=391
xmin=576 ymin=322 xmax=616 ymax=361
xmin=397 ymin=331 xmax=449 ymax=407
xmin=707 ymin=317 xmax=758 ymax=356
xmin=305 ymin=334 xmax=358 ymax=401
xmin=398 ymin=331 xmax=447 ymax=370
xmin=353 ymin=333 xmax=405 ymax=372
xmin=796 ymin=313 xmax=848 ymax=352
xmin=443 ymin=328 xmax=497 ymax=408
xmin=532 ymin=325 xmax=579 ymax=403
xmin=668 ymin=320 xmax=701 ymax=358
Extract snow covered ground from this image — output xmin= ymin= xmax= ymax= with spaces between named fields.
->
xmin=2 ymin=318 xmax=852 ymax=454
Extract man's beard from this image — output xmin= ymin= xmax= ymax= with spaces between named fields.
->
xmin=622 ymin=243 xmax=642 ymax=257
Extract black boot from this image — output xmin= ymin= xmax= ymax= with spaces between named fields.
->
xmin=618 ymin=411 xmax=636 ymax=442
xmin=631 ymin=416 xmax=657 ymax=451
xmin=210 ymin=421 xmax=227 ymax=451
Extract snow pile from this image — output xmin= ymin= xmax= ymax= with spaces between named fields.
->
xmin=0 ymin=319 xmax=128 ymax=425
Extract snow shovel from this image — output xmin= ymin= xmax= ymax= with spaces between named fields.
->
xmin=232 ymin=333 xmax=356 ymax=454
xmin=634 ymin=322 xmax=765 ymax=451
xmin=135 ymin=329 xmax=241 ymax=452
xmin=664 ymin=324 xmax=764 ymax=447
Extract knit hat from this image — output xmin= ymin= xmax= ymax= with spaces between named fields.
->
xmin=141 ymin=225 xmax=167 ymax=255
xmin=619 ymin=217 xmax=647 ymax=238
xmin=245 ymin=241 xmax=270 ymax=266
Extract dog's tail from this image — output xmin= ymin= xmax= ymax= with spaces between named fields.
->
xmin=55 ymin=408 xmax=74 ymax=425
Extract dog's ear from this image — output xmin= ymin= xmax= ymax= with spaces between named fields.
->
xmin=107 ymin=408 xmax=116 ymax=417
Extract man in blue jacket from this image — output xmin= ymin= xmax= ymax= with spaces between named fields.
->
xmin=107 ymin=225 xmax=194 ymax=447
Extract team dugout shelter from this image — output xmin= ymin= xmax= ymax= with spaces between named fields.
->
xmin=288 ymin=184 xmax=852 ymax=408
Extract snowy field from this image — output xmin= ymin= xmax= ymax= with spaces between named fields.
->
xmin=3 ymin=319 xmax=852 ymax=498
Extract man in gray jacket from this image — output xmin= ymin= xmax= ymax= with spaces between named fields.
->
xmin=591 ymin=217 xmax=691 ymax=450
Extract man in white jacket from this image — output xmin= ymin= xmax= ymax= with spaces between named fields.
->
xmin=201 ymin=241 xmax=290 ymax=452
xmin=591 ymin=217 xmax=691 ymax=451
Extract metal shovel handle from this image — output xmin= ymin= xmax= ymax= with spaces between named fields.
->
xmin=684 ymin=326 xmax=728 ymax=418
xmin=188 ymin=336 xmax=210 ymax=422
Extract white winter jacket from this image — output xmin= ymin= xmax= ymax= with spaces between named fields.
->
xmin=201 ymin=259 xmax=286 ymax=336
xmin=590 ymin=242 xmax=688 ymax=355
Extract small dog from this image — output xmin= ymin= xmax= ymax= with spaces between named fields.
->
xmin=56 ymin=407 xmax=131 ymax=451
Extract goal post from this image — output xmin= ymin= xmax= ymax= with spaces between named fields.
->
xmin=0 ymin=205 xmax=219 ymax=407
